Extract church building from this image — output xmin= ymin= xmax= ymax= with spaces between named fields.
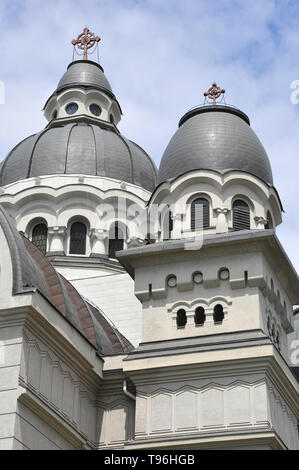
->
xmin=0 ymin=28 xmax=298 ymax=450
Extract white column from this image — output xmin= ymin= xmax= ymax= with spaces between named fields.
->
xmin=254 ymin=216 xmax=268 ymax=229
xmin=173 ymin=213 xmax=183 ymax=239
xmin=48 ymin=226 xmax=67 ymax=254
xmin=89 ymin=229 xmax=108 ymax=255
xmin=214 ymin=208 xmax=229 ymax=233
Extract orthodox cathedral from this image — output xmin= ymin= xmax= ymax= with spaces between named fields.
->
xmin=0 ymin=28 xmax=298 ymax=450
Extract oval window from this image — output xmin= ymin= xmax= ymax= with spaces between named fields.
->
xmin=65 ymin=102 xmax=78 ymax=115
xmin=89 ymin=103 xmax=102 ymax=117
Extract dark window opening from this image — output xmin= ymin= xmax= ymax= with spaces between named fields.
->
xmin=32 ymin=223 xmax=48 ymax=255
xmin=233 ymin=199 xmax=250 ymax=231
xmin=195 ymin=307 xmax=206 ymax=326
xmin=213 ymin=304 xmax=224 ymax=323
xmin=163 ymin=210 xmax=173 ymax=240
xmin=89 ymin=103 xmax=102 ymax=117
xmin=69 ymin=222 xmax=87 ymax=255
xmin=65 ymin=102 xmax=78 ymax=115
xmin=191 ymin=198 xmax=210 ymax=231
xmin=177 ymin=309 xmax=187 ymax=328
xmin=109 ymin=224 xmax=124 ymax=258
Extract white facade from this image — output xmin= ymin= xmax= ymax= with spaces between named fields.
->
xmin=0 ymin=48 xmax=298 ymax=450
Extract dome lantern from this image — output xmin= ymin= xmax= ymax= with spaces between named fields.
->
xmin=43 ymin=28 xmax=122 ymax=126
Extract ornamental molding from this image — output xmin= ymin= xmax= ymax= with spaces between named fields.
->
xmin=89 ymin=228 xmax=108 ymax=241
xmin=214 ymin=207 xmax=230 ymax=215
xmin=48 ymin=226 xmax=67 ymax=237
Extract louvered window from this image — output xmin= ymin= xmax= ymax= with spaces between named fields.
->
xmin=109 ymin=224 xmax=124 ymax=258
xmin=69 ymin=222 xmax=87 ymax=255
xmin=191 ymin=198 xmax=210 ymax=231
xmin=232 ymin=199 xmax=250 ymax=231
xmin=32 ymin=223 xmax=47 ymax=255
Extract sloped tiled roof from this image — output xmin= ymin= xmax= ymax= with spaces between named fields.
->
xmin=0 ymin=205 xmax=133 ymax=355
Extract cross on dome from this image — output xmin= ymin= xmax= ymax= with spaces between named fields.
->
xmin=203 ymin=82 xmax=225 ymax=105
xmin=72 ymin=27 xmax=101 ymax=61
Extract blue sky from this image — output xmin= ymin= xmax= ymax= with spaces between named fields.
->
xmin=0 ymin=0 xmax=299 ymax=272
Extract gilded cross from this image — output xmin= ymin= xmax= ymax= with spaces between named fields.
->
xmin=72 ymin=27 xmax=101 ymax=61
xmin=204 ymin=82 xmax=225 ymax=105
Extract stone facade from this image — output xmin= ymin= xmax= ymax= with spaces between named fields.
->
xmin=0 ymin=47 xmax=298 ymax=450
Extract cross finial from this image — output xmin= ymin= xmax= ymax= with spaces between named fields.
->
xmin=72 ymin=27 xmax=101 ymax=61
xmin=203 ymin=82 xmax=225 ymax=105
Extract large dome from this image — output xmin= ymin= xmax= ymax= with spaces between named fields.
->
xmin=0 ymin=121 xmax=157 ymax=191
xmin=158 ymin=105 xmax=273 ymax=185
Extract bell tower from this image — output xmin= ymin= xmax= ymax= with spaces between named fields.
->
xmin=117 ymin=89 xmax=299 ymax=449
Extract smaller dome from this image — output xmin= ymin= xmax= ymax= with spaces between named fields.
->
xmin=56 ymin=60 xmax=113 ymax=96
xmin=43 ymin=60 xmax=121 ymax=114
xmin=158 ymin=105 xmax=274 ymax=186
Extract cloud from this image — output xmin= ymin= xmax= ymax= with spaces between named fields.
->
xmin=0 ymin=0 xmax=299 ymax=271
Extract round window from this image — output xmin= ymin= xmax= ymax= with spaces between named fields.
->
xmin=193 ymin=272 xmax=203 ymax=284
xmin=167 ymin=275 xmax=177 ymax=288
xmin=65 ymin=102 xmax=78 ymax=115
xmin=89 ymin=103 xmax=102 ymax=117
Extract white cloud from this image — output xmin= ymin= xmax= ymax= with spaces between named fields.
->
xmin=0 ymin=0 xmax=299 ymax=271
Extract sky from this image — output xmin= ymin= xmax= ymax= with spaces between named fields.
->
xmin=0 ymin=0 xmax=299 ymax=271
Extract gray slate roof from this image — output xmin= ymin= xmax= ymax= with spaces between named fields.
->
xmin=158 ymin=105 xmax=273 ymax=186
xmin=0 ymin=122 xmax=157 ymax=192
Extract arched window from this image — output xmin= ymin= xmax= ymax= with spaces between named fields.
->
xmin=213 ymin=304 xmax=224 ymax=323
xmin=191 ymin=198 xmax=210 ymax=231
xmin=69 ymin=222 xmax=87 ymax=255
xmin=177 ymin=309 xmax=187 ymax=328
xmin=195 ymin=307 xmax=206 ymax=326
xmin=163 ymin=209 xmax=173 ymax=240
xmin=265 ymin=211 xmax=273 ymax=229
xmin=232 ymin=199 xmax=250 ymax=231
xmin=108 ymin=224 xmax=124 ymax=259
xmin=32 ymin=223 xmax=48 ymax=255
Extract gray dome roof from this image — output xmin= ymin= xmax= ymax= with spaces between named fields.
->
xmin=158 ymin=105 xmax=273 ymax=186
xmin=56 ymin=60 xmax=113 ymax=95
xmin=44 ymin=60 xmax=121 ymax=111
xmin=0 ymin=122 xmax=157 ymax=191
